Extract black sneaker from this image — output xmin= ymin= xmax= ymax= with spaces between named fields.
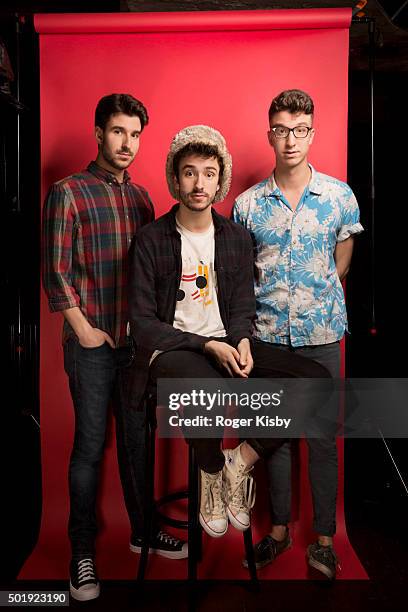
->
xmin=243 ymin=529 xmax=291 ymax=569
xmin=69 ymin=557 xmax=100 ymax=601
xmin=307 ymin=541 xmax=339 ymax=579
xmin=130 ymin=530 xmax=188 ymax=559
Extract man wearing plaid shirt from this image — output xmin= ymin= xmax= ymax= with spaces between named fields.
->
xmin=42 ymin=94 xmax=187 ymax=602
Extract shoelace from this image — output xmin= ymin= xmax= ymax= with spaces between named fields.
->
xmin=156 ymin=531 xmax=181 ymax=547
xmin=203 ymin=473 xmax=224 ymax=515
xmin=77 ymin=558 xmax=96 ymax=584
xmin=229 ymin=465 xmax=256 ymax=512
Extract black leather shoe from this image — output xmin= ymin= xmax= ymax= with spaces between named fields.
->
xmin=243 ymin=528 xmax=291 ymax=569
xmin=307 ymin=541 xmax=339 ymax=579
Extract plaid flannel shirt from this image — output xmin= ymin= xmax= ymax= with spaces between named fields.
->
xmin=42 ymin=161 xmax=154 ymax=346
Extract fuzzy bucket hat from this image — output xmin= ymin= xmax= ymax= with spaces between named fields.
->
xmin=166 ymin=125 xmax=232 ymax=203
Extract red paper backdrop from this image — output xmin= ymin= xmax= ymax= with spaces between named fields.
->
xmin=20 ymin=9 xmax=367 ymax=581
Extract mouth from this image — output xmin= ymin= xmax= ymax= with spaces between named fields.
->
xmin=190 ymin=192 xmax=207 ymax=200
xmin=117 ymin=151 xmax=132 ymax=159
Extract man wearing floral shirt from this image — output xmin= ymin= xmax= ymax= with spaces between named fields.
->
xmin=233 ymin=89 xmax=363 ymax=579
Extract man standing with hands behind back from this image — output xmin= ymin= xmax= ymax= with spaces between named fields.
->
xmin=233 ymin=89 xmax=363 ymax=579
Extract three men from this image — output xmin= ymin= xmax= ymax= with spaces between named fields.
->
xmin=128 ymin=125 xmax=329 ymax=542
xmin=42 ymin=94 xmax=186 ymax=602
xmin=233 ymin=89 xmax=363 ymax=578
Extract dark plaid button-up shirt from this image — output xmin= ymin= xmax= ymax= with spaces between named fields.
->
xmin=127 ymin=204 xmax=256 ymax=409
xmin=42 ymin=161 xmax=155 ymax=346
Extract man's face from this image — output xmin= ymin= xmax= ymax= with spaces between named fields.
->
xmin=174 ymin=154 xmax=220 ymax=212
xmin=95 ymin=112 xmax=141 ymax=172
xmin=268 ymin=111 xmax=314 ymax=170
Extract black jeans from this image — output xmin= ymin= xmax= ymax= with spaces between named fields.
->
xmin=63 ymin=338 xmax=147 ymax=557
xmin=149 ymin=340 xmax=329 ymax=473
xmin=265 ymin=341 xmax=340 ymax=536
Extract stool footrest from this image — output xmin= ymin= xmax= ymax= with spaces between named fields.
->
xmin=156 ymin=491 xmax=189 ymax=529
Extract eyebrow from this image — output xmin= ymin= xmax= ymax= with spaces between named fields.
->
xmin=181 ymin=164 xmax=218 ymax=171
xmin=111 ymin=125 xmax=141 ymax=134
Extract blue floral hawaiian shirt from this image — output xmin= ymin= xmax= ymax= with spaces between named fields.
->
xmin=233 ymin=165 xmax=363 ymax=347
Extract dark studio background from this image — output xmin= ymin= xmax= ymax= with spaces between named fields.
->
xmin=0 ymin=1 xmax=407 ymax=610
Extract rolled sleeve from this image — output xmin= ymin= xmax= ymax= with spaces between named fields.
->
xmin=337 ymin=189 xmax=364 ymax=242
xmin=42 ymin=183 xmax=81 ymax=312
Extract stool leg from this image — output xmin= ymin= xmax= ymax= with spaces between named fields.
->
xmin=243 ymin=524 xmax=258 ymax=584
xmin=188 ymin=443 xmax=199 ymax=582
xmin=137 ymin=409 xmax=156 ymax=582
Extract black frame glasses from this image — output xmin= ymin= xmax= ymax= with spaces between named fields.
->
xmin=270 ymin=125 xmax=313 ymax=139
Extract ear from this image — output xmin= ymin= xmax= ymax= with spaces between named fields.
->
xmin=172 ymin=173 xmax=180 ymax=192
xmin=309 ymin=128 xmax=315 ymax=146
xmin=95 ymin=126 xmax=103 ymax=145
xmin=216 ymin=184 xmax=220 ymax=192
xmin=267 ymin=129 xmax=274 ymax=147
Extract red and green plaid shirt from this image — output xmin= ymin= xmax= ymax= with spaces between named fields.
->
xmin=42 ymin=161 xmax=155 ymax=346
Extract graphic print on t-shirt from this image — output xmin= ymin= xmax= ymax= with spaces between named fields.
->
xmin=174 ymin=221 xmax=225 ymax=338
xmin=178 ymin=262 xmax=212 ymax=306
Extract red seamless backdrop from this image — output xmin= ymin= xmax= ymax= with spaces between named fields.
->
xmin=20 ymin=9 xmax=367 ymax=580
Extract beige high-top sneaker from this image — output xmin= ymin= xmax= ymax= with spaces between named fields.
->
xmin=199 ymin=469 xmax=228 ymax=537
xmin=222 ymin=443 xmax=256 ymax=531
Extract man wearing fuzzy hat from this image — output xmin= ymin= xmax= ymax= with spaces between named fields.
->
xmin=128 ymin=125 xmax=329 ymax=539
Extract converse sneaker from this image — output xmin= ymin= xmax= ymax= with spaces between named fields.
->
xmin=199 ymin=469 xmax=228 ymax=537
xmin=222 ymin=444 xmax=256 ymax=531
xmin=130 ymin=530 xmax=188 ymax=559
xmin=69 ymin=557 xmax=100 ymax=601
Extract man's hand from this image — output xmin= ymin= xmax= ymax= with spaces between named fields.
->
xmin=77 ymin=327 xmax=116 ymax=349
xmin=237 ymin=338 xmax=254 ymax=377
xmin=62 ymin=306 xmax=115 ymax=349
xmin=204 ymin=340 xmax=249 ymax=377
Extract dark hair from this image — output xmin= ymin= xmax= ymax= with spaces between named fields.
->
xmin=268 ymin=89 xmax=314 ymax=122
xmin=95 ymin=93 xmax=149 ymax=131
xmin=172 ymin=143 xmax=224 ymax=179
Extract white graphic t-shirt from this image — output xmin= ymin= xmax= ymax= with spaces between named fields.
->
xmin=174 ymin=220 xmax=226 ymax=338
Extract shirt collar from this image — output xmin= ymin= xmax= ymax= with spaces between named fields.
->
xmin=266 ymin=164 xmax=323 ymax=197
xmin=87 ymin=160 xmax=131 ymax=184
xmin=165 ymin=204 xmax=227 ymax=235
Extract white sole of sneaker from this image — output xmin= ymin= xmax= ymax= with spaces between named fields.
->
xmin=199 ymin=513 xmax=228 ymax=538
xmin=226 ymin=507 xmax=250 ymax=531
xmin=129 ymin=542 xmax=188 ymax=559
xmin=69 ymin=581 xmax=100 ymax=602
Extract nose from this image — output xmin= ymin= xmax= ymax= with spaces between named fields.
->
xmin=286 ymin=129 xmax=296 ymax=146
xmin=122 ymin=132 xmax=131 ymax=149
xmin=195 ymin=173 xmax=204 ymax=189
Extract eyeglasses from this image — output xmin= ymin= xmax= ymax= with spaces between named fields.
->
xmin=270 ymin=125 xmax=313 ymax=139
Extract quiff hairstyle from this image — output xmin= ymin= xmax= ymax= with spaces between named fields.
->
xmin=268 ymin=89 xmax=314 ymax=122
xmin=95 ymin=93 xmax=149 ymax=131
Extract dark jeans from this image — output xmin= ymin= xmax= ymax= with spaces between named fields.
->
xmin=149 ymin=341 xmax=329 ymax=473
xmin=63 ymin=338 xmax=147 ymax=557
xmin=265 ymin=341 xmax=341 ymax=537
